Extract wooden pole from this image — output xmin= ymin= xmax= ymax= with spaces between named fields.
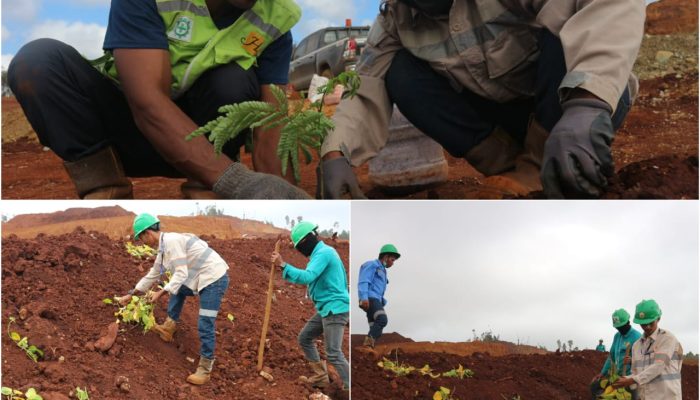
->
xmin=257 ymin=239 xmax=281 ymax=371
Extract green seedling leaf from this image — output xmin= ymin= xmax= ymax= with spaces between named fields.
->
xmin=75 ymin=387 xmax=89 ymax=400
xmin=25 ymin=387 xmax=43 ymax=400
xmin=102 ymin=298 xmax=113 ymax=305
xmin=1 ymin=387 xmax=13 ymax=395
xmin=10 ymin=331 xmax=20 ymax=342
xmin=227 ymin=314 xmax=235 ymax=323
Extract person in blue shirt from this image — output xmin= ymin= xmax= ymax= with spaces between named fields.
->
xmin=357 ymin=244 xmax=400 ymax=349
xmin=590 ymin=308 xmax=642 ymax=399
xmin=7 ymin=0 xmax=308 ymax=200
xmin=596 ymin=339 xmax=606 ymax=352
xmin=270 ymin=221 xmax=350 ymax=391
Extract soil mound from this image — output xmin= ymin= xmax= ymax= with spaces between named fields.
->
xmin=2 ymin=230 xmax=349 ymax=399
xmin=5 ymin=206 xmax=134 ymax=229
xmin=351 ymin=332 xmax=414 ymax=348
xmin=646 ymin=0 xmax=698 ymax=34
xmin=351 ymin=340 xmax=698 ymax=399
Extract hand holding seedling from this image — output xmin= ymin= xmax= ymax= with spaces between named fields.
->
xmin=270 ymin=251 xmax=285 ymax=268
xmin=148 ymin=290 xmax=165 ymax=303
xmin=116 ymin=294 xmax=132 ymax=306
xmin=612 ymin=377 xmax=634 ymax=389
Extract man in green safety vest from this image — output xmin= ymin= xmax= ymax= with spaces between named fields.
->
xmin=8 ymin=0 xmax=309 ymax=200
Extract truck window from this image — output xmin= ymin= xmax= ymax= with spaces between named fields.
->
xmin=337 ymin=30 xmax=348 ymax=40
xmin=294 ymin=38 xmax=308 ymax=59
xmin=322 ymin=30 xmax=338 ymax=44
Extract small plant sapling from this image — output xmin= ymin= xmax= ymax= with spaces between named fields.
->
xmin=74 ymin=387 xmax=89 ymax=400
xmin=6 ymin=317 xmax=43 ymax=363
xmin=1 ymin=387 xmax=42 ymax=400
xmin=433 ymin=387 xmax=457 ymax=400
xmin=441 ymin=364 xmax=474 ymax=379
xmin=186 ymin=71 xmax=361 ymax=190
xmin=125 ymin=242 xmax=156 ymax=259
xmin=113 ymin=295 xmax=156 ymax=333
xmin=227 ymin=313 xmax=235 ymax=327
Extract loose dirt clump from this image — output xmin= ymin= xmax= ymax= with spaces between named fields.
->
xmin=2 ymin=229 xmax=349 ymax=400
xmin=351 ymin=335 xmax=699 ymax=400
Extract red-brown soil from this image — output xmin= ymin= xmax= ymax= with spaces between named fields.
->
xmin=350 ymin=334 xmax=699 ymax=400
xmin=1 ymin=0 xmax=697 ymax=199
xmin=2 ymin=229 xmax=349 ymax=399
xmin=2 ymin=206 xmax=289 ymax=240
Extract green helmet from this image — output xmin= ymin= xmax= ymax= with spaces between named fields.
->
xmin=133 ymin=213 xmax=160 ymax=240
xmin=633 ymin=299 xmax=662 ymax=325
xmin=291 ymin=221 xmax=318 ymax=247
xmin=611 ymin=308 xmax=630 ymax=328
xmin=379 ymin=244 xmax=400 ymax=259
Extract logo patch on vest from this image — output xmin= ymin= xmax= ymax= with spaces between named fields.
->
xmin=168 ymin=16 xmax=194 ymax=42
xmin=241 ymin=31 xmax=265 ymax=56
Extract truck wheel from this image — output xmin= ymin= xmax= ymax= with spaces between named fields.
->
xmin=321 ymin=68 xmax=333 ymax=79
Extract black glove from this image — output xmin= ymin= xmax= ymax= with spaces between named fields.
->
xmin=316 ymin=157 xmax=367 ymax=199
xmin=213 ymin=163 xmax=311 ymax=199
xmin=541 ymin=98 xmax=615 ymax=198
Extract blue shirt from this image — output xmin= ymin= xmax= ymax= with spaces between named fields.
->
xmin=103 ymin=0 xmax=292 ymax=85
xmin=282 ymin=241 xmax=349 ymax=317
xmin=357 ymin=259 xmax=388 ymax=305
xmin=601 ymin=327 xmax=643 ymax=376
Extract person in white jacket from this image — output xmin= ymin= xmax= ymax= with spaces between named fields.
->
xmin=613 ymin=299 xmax=683 ymax=400
xmin=118 ymin=213 xmax=230 ymax=385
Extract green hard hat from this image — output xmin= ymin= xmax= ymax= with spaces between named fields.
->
xmin=633 ymin=299 xmax=662 ymax=325
xmin=291 ymin=221 xmax=318 ymax=247
xmin=133 ymin=213 xmax=160 ymax=240
xmin=611 ymin=308 xmax=630 ymax=328
xmin=379 ymin=244 xmax=400 ymax=259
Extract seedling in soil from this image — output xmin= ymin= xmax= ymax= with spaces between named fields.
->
xmin=433 ymin=386 xmax=457 ymax=400
xmin=125 ymin=242 xmax=156 ymax=259
xmin=186 ymin=71 xmax=361 ymax=187
xmin=227 ymin=313 xmax=235 ymax=326
xmin=377 ymin=356 xmax=415 ymax=376
xmin=1 ymin=387 xmax=42 ymax=400
xmin=6 ymin=317 xmax=43 ymax=363
xmin=418 ymin=364 xmax=441 ymax=378
xmin=441 ymin=364 xmax=474 ymax=379
xmin=74 ymin=387 xmax=89 ymax=400
xmin=113 ymin=294 xmax=155 ymax=333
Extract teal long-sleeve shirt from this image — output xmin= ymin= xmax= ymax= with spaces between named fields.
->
xmin=282 ymin=241 xmax=350 ymax=317
xmin=601 ymin=327 xmax=643 ymax=376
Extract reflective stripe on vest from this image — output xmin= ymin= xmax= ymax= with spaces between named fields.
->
xmin=100 ymin=0 xmax=300 ymax=98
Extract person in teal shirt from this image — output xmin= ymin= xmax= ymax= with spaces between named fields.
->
xmin=596 ymin=339 xmax=606 ymax=352
xmin=271 ymin=221 xmax=349 ymax=391
xmin=590 ymin=308 xmax=642 ymax=399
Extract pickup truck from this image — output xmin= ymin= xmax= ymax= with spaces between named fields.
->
xmin=289 ymin=25 xmax=370 ymax=90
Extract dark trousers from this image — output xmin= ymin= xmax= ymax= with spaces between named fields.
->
xmin=384 ymin=30 xmax=631 ymax=157
xmin=365 ymin=298 xmax=388 ymax=340
xmin=7 ymin=38 xmax=260 ymax=177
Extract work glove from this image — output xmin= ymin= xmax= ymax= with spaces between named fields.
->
xmin=316 ymin=157 xmax=367 ymax=199
xmin=213 ymin=163 xmax=311 ymax=199
xmin=359 ymin=300 xmax=369 ymax=310
xmin=541 ymin=98 xmax=615 ymax=199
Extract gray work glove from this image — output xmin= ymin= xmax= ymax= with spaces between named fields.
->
xmin=213 ymin=163 xmax=311 ymax=199
xmin=541 ymin=98 xmax=615 ymax=199
xmin=316 ymin=157 xmax=367 ymax=199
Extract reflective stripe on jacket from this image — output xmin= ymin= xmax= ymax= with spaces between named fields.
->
xmin=99 ymin=0 xmax=300 ymax=98
xmin=135 ymin=232 xmax=229 ymax=294
xmin=629 ymin=328 xmax=683 ymax=400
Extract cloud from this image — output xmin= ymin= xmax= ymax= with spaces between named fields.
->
xmin=2 ymin=54 xmax=14 ymax=70
xmin=2 ymin=0 xmax=42 ymax=21
xmin=2 ymin=25 xmax=10 ymax=42
xmin=297 ymin=0 xmax=356 ymax=22
xmin=295 ymin=18 xmax=334 ymax=40
xmin=27 ymin=20 xmax=106 ymax=59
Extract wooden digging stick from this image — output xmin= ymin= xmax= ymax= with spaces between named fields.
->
xmin=257 ymin=239 xmax=281 ymax=371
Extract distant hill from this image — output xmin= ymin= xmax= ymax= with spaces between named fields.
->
xmin=2 ymin=207 xmax=288 ymax=240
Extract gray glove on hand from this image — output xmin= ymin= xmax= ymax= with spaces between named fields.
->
xmin=213 ymin=163 xmax=311 ymax=199
xmin=316 ymin=157 xmax=367 ymax=199
xmin=541 ymin=98 xmax=615 ymax=198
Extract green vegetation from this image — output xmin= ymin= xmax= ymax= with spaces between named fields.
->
xmin=125 ymin=242 xmax=156 ymax=259
xmin=113 ymin=295 xmax=155 ymax=333
xmin=6 ymin=317 xmax=43 ymax=363
xmin=187 ymin=71 xmax=360 ymax=184
xmin=433 ymin=387 xmax=457 ymax=400
xmin=378 ymin=357 xmax=474 ymax=380
xmin=1 ymin=387 xmax=42 ymax=400
xmin=75 ymin=387 xmax=89 ymax=400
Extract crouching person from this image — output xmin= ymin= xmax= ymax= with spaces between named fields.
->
xmin=119 ymin=213 xmax=230 ymax=385
xmin=270 ymin=221 xmax=350 ymax=391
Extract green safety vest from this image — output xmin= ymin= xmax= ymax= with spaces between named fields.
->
xmin=95 ymin=0 xmax=300 ymax=98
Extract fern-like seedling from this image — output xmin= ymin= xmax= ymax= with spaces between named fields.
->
xmin=187 ymin=71 xmax=360 ymax=185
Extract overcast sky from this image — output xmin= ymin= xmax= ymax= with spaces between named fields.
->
xmin=350 ymin=201 xmax=698 ymax=353
xmin=1 ymin=200 xmax=350 ymax=232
